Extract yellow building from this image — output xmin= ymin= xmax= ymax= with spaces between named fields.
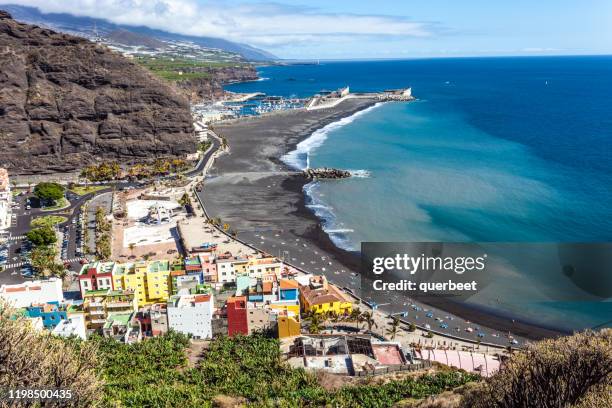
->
xmin=82 ymin=289 xmax=137 ymax=331
xmin=112 ymin=260 xmax=172 ymax=307
xmin=299 ymin=276 xmax=352 ymax=315
xmin=277 ymin=315 xmax=301 ymax=338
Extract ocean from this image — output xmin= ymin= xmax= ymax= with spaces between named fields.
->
xmin=226 ymin=57 xmax=612 ymax=331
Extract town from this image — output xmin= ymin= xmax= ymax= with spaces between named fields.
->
xmin=0 ymin=119 xmax=509 ymax=378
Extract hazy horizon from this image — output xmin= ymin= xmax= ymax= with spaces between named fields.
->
xmin=2 ymin=0 xmax=611 ymax=59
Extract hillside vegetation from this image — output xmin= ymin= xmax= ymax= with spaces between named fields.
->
xmin=2 ymin=300 xmax=610 ymax=408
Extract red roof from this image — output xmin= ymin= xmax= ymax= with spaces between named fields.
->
xmin=194 ymin=294 xmax=211 ymax=303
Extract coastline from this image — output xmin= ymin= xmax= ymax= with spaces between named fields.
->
xmin=199 ymin=98 xmax=565 ymax=343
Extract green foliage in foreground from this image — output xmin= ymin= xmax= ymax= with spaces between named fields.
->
xmin=92 ymin=332 xmax=478 ymax=408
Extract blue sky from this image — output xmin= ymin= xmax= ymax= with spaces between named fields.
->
xmin=7 ymin=0 xmax=612 ymax=59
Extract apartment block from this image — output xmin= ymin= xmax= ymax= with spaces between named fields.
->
xmin=82 ymin=289 xmax=137 ymax=332
xmin=167 ymin=293 xmax=214 ymax=339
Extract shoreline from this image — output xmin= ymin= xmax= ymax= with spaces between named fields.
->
xmin=200 ymin=98 xmax=566 ymax=343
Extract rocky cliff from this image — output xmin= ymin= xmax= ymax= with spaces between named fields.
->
xmin=0 ymin=11 xmax=197 ymax=175
xmin=164 ymin=66 xmax=259 ymax=103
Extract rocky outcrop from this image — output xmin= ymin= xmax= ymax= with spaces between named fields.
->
xmin=176 ymin=66 xmax=259 ymax=102
xmin=0 ymin=11 xmax=197 ymax=175
xmin=302 ymin=168 xmax=352 ymax=179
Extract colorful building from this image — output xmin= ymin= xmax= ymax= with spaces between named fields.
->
xmin=277 ymin=315 xmax=301 ymax=338
xmin=78 ymin=262 xmax=116 ymax=298
xmin=103 ymin=313 xmax=141 ymax=343
xmin=134 ymin=303 xmax=168 ymax=337
xmin=24 ymin=302 xmax=67 ymax=329
xmin=82 ymin=289 xmax=137 ymax=332
xmin=299 ymin=276 xmax=352 ymax=315
xmin=226 ymin=296 xmax=248 ymax=336
xmin=247 ymin=256 xmax=282 ymax=279
xmin=111 ymin=260 xmax=172 ymax=307
xmin=167 ymin=293 xmax=214 ymax=339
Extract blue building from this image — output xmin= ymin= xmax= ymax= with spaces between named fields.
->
xmin=25 ymin=302 xmax=67 ymax=329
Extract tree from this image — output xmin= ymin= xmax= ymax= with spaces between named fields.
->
xmin=0 ymin=302 xmax=103 ymax=407
xmin=27 ymin=225 xmax=57 ymax=247
xmin=34 ymin=182 xmax=64 ymax=204
xmin=178 ymin=193 xmax=191 ymax=207
xmin=304 ymin=311 xmax=325 ymax=334
xmin=361 ymin=311 xmax=377 ymax=333
xmin=30 ymin=245 xmax=58 ymax=276
xmin=128 ymin=243 xmax=136 ymax=256
xmin=386 ymin=317 xmax=401 ymax=340
xmin=408 ymin=322 xmax=417 ymax=332
xmin=349 ymin=308 xmax=362 ymax=329
xmin=461 ymin=329 xmax=612 ymax=408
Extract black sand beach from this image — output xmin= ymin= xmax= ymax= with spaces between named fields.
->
xmin=199 ymin=99 xmax=564 ymax=344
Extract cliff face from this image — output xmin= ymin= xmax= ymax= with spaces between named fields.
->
xmin=175 ymin=66 xmax=259 ymax=103
xmin=0 ymin=11 xmax=197 ymax=175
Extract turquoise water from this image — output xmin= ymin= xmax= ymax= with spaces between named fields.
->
xmin=226 ymin=58 xmax=612 ymax=330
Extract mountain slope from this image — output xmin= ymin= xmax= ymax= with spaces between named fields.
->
xmin=1 ymin=4 xmax=276 ymax=61
xmin=0 ymin=10 xmax=197 ymax=175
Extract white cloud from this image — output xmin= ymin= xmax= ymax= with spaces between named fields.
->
xmin=3 ymin=0 xmax=435 ymax=48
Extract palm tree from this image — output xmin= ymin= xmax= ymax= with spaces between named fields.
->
xmin=349 ymin=308 xmax=362 ymax=330
xmin=305 ymin=311 xmax=324 ymax=334
xmin=361 ymin=311 xmax=377 ymax=333
xmin=386 ymin=317 xmax=401 ymax=340
xmin=128 ymin=243 xmax=136 ymax=256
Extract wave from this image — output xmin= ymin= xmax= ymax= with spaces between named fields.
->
xmin=257 ymin=77 xmax=270 ymax=81
xmin=281 ymin=102 xmax=386 ymax=170
xmin=348 ymin=169 xmax=371 ymax=178
xmin=303 ymin=182 xmax=358 ymax=251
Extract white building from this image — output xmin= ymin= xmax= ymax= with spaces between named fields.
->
xmin=167 ymin=293 xmax=214 ymax=339
xmin=0 ymin=278 xmax=64 ymax=308
xmin=216 ymin=258 xmax=237 ymax=283
xmin=52 ymin=314 xmax=87 ymax=340
xmin=0 ymin=168 xmax=11 ymax=233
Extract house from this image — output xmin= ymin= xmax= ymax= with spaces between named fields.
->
xmin=134 ymin=303 xmax=168 ymax=337
xmin=103 ymin=313 xmax=141 ymax=343
xmin=215 ymin=253 xmax=248 ymax=284
xmin=278 ymin=314 xmax=301 ymax=338
xmin=167 ymin=293 xmax=214 ymax=339
xmin=226 ymin=296 xmax=248 ymax=336
xmin=279 ymin=279 xmax=299 ymax=301
xmin=247 ymin=256 xmax=282 ymax=278
xmin=0 ymin=278 xmax=64 ymax=308
xmin=52 ymin=314 xmax=87 ymax=340
xmin=199 ymin=254 xmax=217 ymax=283
xmin=78 ymin=262 xmax=116 ymax=298
xmin=287 ymin=335 xmax=410 ymax=376
xmin=24 ymin=302 xmax=67 ymax=329
xmin=299 ymin=276 xmax=352 ymax=315
xmin=82 ymin=289 xmax=137 ymax=332
xmin=0 ymin=168 xmax=11 ymax=233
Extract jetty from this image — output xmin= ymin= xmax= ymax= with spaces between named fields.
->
xmin=302 ymin=167 xmax=351 ymax=179
xmin=305 ymin=87 xmax=414 ymax=110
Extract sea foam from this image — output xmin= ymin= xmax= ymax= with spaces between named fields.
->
xmin=281 ymin=102 xmax=385 ymax=170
